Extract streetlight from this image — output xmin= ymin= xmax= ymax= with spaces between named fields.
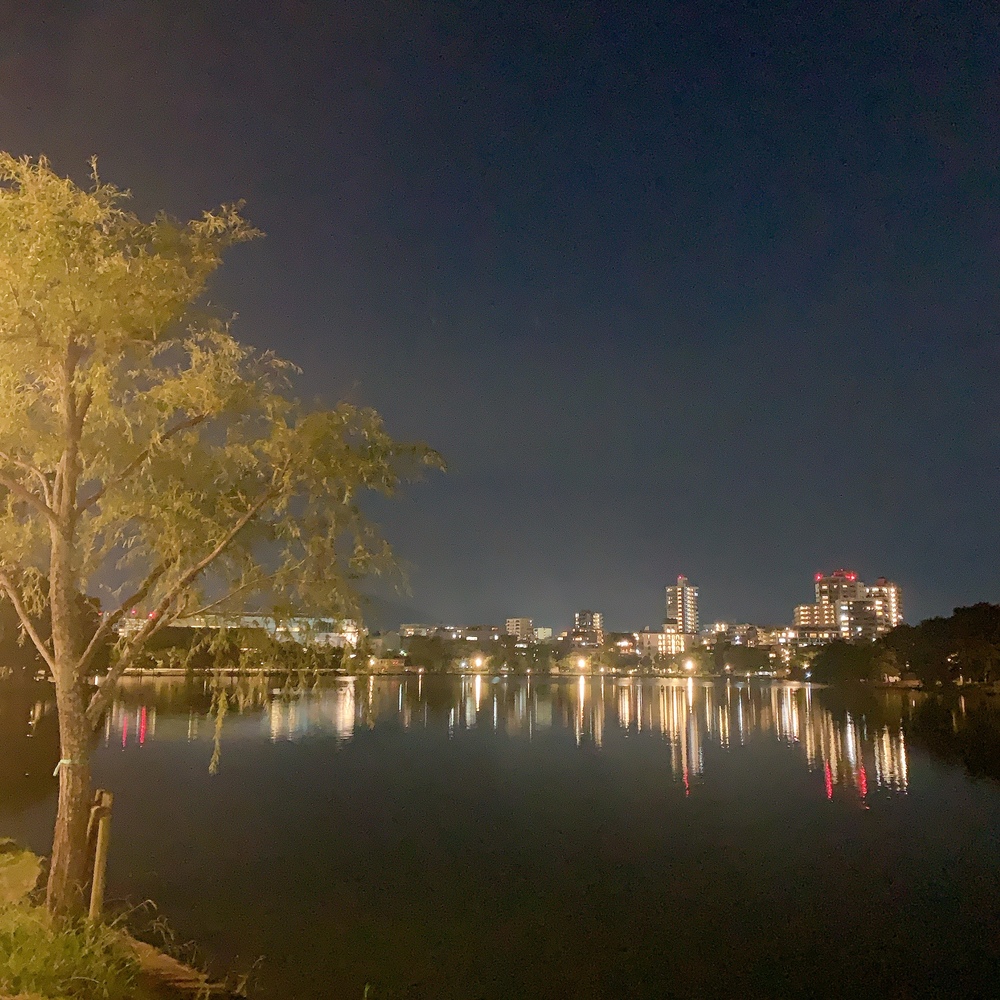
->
xmin=684 ymin=659 xmax=695 ymax=672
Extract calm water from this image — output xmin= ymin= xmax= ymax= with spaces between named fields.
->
xmin=3 ymin=675 xmax=1000 ymax=999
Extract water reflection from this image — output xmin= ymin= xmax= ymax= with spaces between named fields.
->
xmin=95 ymin=676 xmax=918 ymax=802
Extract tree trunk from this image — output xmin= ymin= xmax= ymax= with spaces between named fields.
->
xmin=45 ymin=684 xmax=93 ymax=915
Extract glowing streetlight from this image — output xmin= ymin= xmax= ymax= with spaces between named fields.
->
xmin=684 ymin=659 xmax=695 ymax=672
xmin=577 ymin=656 xmax=587 ymax=671
xmin=474 ymin=655 xmax=484 ymax=669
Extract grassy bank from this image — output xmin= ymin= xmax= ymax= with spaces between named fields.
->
xmin=0 ymin=903 xmax=153 ymax=1000
xmin=1 ymin=840 xmax=152 ymax=1000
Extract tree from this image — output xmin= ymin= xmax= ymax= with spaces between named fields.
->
xmin=0 ymin=154 xmax=440 ymax=914
xmin=809 ymin=640 xmax=877 ymax=684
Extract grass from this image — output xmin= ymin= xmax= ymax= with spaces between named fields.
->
xmin=0 ymin=901 xmax=157 ymax=1000
xmin=0 ymin=840 xmax=154 ymax=1000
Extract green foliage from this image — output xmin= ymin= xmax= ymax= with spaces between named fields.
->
xmin=882 ymin=603 xmax=1000 ymax=686
xmin=0 ymin=902 xmax=151 ymax=1000
xmin=724 ymin=645 xmax=771 ymax=674
xmin=809 ymin=640 xmax=878 ymax=684
xmin=0 ymin=153 xmax=441 ymax=724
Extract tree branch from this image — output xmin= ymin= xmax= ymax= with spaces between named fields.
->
xmin=85 ymin=488 xmax=279 ymax=726
xmin=0 ymin=471 xmax=57 ymax=524
xmin=77 ymin=413 xmax=208 ymax=513
xmin=0 ymin=452 xmax=52 ymax=507
xmin=0 ymin=569 xmax=56 ymax=674
xmin=183 ymin=563 xmax=303 ymax=619
xmin=75 ymin=563 xmax=168 ymax=678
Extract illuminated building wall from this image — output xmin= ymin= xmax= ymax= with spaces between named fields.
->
xmin=815 ymin=569 xmax=866 ymax=605
xmin=506 ymin=617 xmax=534 ymax=641
xmin=794 ymin=602 xmax=837 ymax=628
xmin=666 ymin=575 xmax=699 ymax=634
xmin=866 ymin=578 xmax=903 ymax=627
xmin=636 ymin=627 xmax=689 ymax=658
xmin=572 ymin=610 xmax=604 ymax=646
xmin=795 ymin=570 xmax=904 ymax=643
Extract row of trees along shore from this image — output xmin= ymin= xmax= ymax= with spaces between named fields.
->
xmin=0 ymin=154 xmax=441 ymax=915
xmin=6 ymin=601 xmax=997 ymax=691
xmin=397 ymin=606 xmax=1000 ymax=684
xmin=808 ymin=603 xmax=1000 ymax=686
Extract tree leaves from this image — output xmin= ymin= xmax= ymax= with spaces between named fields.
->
xmin=0 ymin=154 xmax=443 ymax=725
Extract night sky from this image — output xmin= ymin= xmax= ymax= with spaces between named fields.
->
xmin=4 ymin=1 xmax=999 ymax=630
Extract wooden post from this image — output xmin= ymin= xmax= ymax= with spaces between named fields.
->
xmin=88 ymin=790 xmax=113 ymax=924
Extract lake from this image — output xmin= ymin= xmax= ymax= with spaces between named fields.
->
xmin=3 ymin=675 xmax=1000 ymax=998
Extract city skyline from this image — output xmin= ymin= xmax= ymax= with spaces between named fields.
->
xmin=398 ymin=567 xmax=906 ymax=642
xmin=5 ymin=2 xmax=997 ymax=633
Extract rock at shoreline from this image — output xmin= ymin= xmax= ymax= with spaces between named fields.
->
xmin=0 ymin=839 xmax=41 ymax=905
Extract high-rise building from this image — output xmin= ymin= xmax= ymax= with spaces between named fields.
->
xmin=794 ymin=602 xmax=837 ymax=629
xmin=506 ymin=617 xmax=534 ymax=642
xmin=794 ymin=570 xmax=903 ymax=643
xmin=572 ymin=610 xmax=604 ymax=646
xmin=666 ymin=575 xmax=699 ymax=634
xmin=866 ymin=577 xmax=903 ymax=628
xmin=814 ymin=569 xmax=866 ymax=606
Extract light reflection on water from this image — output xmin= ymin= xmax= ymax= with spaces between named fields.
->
xmin=6 ymin=675 xmax=1000 ymax=1000
xmin=102 ymin=675 xmax=913 ymax=802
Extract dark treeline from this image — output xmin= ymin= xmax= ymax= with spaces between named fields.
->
xmin=0 ymin=591 xmax=106 ymax=682
xmin=811 ymin=603 xmax=1000 ymax=687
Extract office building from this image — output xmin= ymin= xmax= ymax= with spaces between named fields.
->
xmin=666 ymin=575 xmax=699 ymax=634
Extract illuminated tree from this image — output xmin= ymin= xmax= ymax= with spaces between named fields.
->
xmin=0 ymin=154 xmax=440 ymax=914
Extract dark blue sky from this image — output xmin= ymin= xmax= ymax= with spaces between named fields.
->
xmin=5 ymin=1 xmax=999 ymax=629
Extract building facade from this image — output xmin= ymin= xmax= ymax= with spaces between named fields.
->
xmin=636 ymin=627 xmax=689 ymax=658
xmin=794 ymin=570 xmax=903 ymax=643
xmin=666 ymin=575 xmax=699 ymax=634
xmin=572 ymin=610 xmax=604 ymax=646
xmin=506 ymin=617 xmax=534 ymax=642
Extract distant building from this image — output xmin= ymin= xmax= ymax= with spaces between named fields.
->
xmin=170 ymin=614 xmax=362 ymax=648
xmin=608 ymin=632 xmax=638 ymax=655
xmin=794 ymin=570 xmax=903 ymax=643
xmin=866 ymin=577 xmax=903 ymax=628
xmin=463 ymin=624 xmax=501 ymax=642
xmin=794 ymin=602 xmax=837 ymax=629
xmin=636 ymin=626 xmax=689 ymax=658
xmin=571 ymin=610 xmax=604 ymax=646
xmin=506 ymin=617 xmax=534 ymax=642
xmin=400 ymin=623 xmax=433 ymax=638
xmin=814 ymin=569 xmax=867 ymax=606
xmin=400 ymin=624 xmax=466 ymax=640
xmin=795 ymin=625 xmax=840 ymax=647
xmin=533 ymin=626 xmax=553 ymax=641
xmin=666 ymin=575 xmax=699 ymax=634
